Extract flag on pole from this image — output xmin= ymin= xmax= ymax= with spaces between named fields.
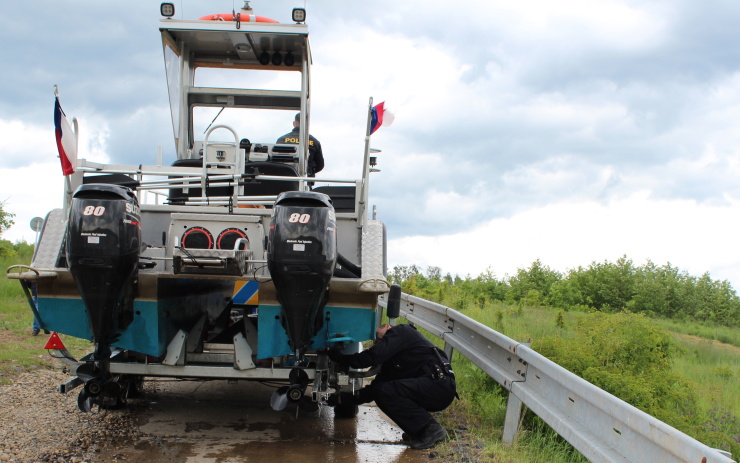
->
xmin=54 ymin=92 xmax=77 ymax=176
xmin=369 ymin=101 xmax=395 ymax=135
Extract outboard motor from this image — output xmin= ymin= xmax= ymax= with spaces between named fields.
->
xmin=268 ymin=191 xmax=336 ymax=361
xmin=66 ymin=184 xmax=141 ymax=411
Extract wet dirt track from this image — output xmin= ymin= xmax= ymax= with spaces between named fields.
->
xmin=100 ymin=379 xmax=431 ymax=463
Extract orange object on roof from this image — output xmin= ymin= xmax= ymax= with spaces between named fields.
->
xmin=198 ymin=13 xmax=278 ymax=23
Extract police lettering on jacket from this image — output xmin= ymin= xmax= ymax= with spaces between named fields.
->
xmin=279 ymin=137 xmax=315 ymax=146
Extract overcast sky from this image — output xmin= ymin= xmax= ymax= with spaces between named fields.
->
xmin=3 ymin=0 xmax=740 ymax=288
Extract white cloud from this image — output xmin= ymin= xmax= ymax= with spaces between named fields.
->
xmin=4 ymin=0 xmax=740 ymax=296
xmin=1 ymin=163 xmax=63 ymax=244
xmin=0 ymin=114 xmax=111 ymax=166
xmin=388 ymin=192 xmax=740 ymax=286
xmin=0 ymin=120 xmax=56 ymax=166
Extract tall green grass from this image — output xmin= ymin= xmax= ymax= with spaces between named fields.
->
xmin=0 ymin=252 xmax=92 ymax=384
xmin=1 ymin=257 xmax=29 ymax=300
xmin=1 ymin=251 xmax=35 ymax=329
xmin=654 ymin=317 xmax=740 ymax=347
xmin=442 ymin=349 xmax=589 ymax=462
xmin=446 ymin=303 xmax=739 ymax=459
xmin=671 ymin=335 xmax=740 ymax=417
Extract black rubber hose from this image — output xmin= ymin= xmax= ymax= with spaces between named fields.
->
xmin=335 ymin=253 xmax=361 ymax=278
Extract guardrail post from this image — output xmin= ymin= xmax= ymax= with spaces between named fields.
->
xmin=443 ymin=341 xmax=453 ymax=359
xmin=502 ymin=391 xmax=523 ymax=444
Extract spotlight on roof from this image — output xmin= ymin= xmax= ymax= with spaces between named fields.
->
xmin=259 ymin=51 xmax=270 ymax=66
xmin=160 ymin=2 xmax=175 ymax=18
xmin=272 ymin=52 xmax=283 ymax=66
xmin=284 ymin=52 xmax=295 ymax=66
xmin=292 ymin=8 xmax=306 ymax=23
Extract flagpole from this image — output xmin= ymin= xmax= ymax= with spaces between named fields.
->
xmin=63 ymin=117 xmax=80 ymax=218
xmin=360 ymin=96 xmax=374 ymax=227
xmin=55 ymin=84 xmax=79 ymax=218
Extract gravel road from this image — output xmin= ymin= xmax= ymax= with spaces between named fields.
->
xmin=0 ymin=368 xmax=138 ymax=463
xmin=0 ymin=367 xmax=484 ymax=463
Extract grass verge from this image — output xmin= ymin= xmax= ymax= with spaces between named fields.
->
xmin=0 ymin=254 xmax=92 ymax=385
xmin=439 ymin=303 xmax=739 ymax=460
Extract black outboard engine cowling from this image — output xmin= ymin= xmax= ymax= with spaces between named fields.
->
xmin=268 ymin=191 xmax=337 ymax=360
xmin=66 ymin=184 xmax=141 ymax=360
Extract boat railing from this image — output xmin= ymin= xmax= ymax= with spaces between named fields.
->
xmin=73 ymin=160 xmax=363 ymax=212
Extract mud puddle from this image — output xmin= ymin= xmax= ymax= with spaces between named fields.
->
xmin=96 ymin=378 xmax=431 ymax=462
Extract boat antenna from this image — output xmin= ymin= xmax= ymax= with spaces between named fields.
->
xmin=203 ymin=107 xmax=225 ymax=134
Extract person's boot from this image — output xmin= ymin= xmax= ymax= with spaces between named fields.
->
xmin=409 ymin=420 xmax=448 ymax=449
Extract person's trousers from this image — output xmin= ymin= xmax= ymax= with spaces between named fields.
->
xmin=358 ymin=375 xmax=456 ymax=435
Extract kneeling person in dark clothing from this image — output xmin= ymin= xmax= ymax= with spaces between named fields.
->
xmin=328 ymin=323 xmax=457 ymax=450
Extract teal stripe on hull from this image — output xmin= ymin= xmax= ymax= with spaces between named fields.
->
xmin=115 ymin=300 xmax=164 ymax=356
xmin=36 ymin=278 xmax=234 ymax=358
xmin=257 ymin=304 xmax=379 ymax=359
xmin=36 ymin=297 xmax=93 ymax=340
xmin=36 ymin=298 xmax=164 ymax=357
xmin=37 ymin=289 xmax=377 ymax=359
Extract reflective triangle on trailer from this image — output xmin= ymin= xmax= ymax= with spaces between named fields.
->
xmin=43 ymin=332 xmax=66 ymax=350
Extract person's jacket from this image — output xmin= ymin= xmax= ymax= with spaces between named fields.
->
xmin=275 ymin=127 xmax=325 ymax=176
xmin=343 ymin=324 xmax=449 ymax=381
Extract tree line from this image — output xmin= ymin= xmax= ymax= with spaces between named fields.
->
xmin=389 ymin=256 xmax=739 ymax=326
xmin=3 ymin=196 xmax=737 ymax=327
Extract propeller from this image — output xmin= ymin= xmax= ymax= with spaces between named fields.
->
xmin=270 ymin=386 xmax=289 ymax=411
xmin=77 ymin=389 xmax=93 ymax=413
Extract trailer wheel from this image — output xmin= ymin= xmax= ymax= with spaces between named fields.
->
xmin=98 ymin=375 xmax=143 ymax=410
xmin=126 ymin=375 xmax=145 ymax=398
xmin=98 ymin=393 xmax=126 ymax=410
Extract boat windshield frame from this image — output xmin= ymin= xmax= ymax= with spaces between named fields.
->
xmin=159 ymin=19 xmax=312 ymax=179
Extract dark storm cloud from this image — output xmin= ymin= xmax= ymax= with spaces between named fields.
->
xmin=0 ymin=2 xmax=171 ymax=166
xmin=4 ymin=0 xmax=740 ymax=227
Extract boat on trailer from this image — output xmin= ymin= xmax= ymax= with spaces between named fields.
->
xmin=7 ymin=2 xmax=391 ymax=416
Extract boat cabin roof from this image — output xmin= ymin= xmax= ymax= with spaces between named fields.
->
xmin=159 ymin=19 xmax=310 ymax=71
xmin=158 ymin=15 xmax=312 ymax=161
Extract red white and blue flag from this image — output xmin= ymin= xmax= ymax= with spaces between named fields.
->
xmin=369 ymin=101 xmax=395 ymax=135
xmin=54 ymin=94 xmax=77 ymax=176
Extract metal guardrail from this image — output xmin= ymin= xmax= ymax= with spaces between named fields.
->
xmin=378 ymin=292 xmax=735 ymax=463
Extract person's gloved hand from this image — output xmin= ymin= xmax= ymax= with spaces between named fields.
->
xmin=326 ymin=394 xmax=340 ymax=407
xmin=327 ymin=348 xmax=347 ymax=365
xmin=326 ymin=392 xmax=354 ymax=407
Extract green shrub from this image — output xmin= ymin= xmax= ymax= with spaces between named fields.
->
xmin=0 ymin=239 xmax=17 ymax=258
xmin=533 ymin=312 xmax=738 ymax=455
xmin=450 ymin=351 xmax=509 ymax=427
xmin=555 ymin=310 xmax=565 ymax=329
xmin=700 ymin=407 xmax=740 ymax=457
xmin=535 ymin=313 xmax=696 ymax=421
xmin=494 ymin=309 xmax=504 ymax=327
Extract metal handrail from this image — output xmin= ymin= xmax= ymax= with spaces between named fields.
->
xmin=74 ymin=160 xmax=362 ymax=210
xmin=378 ymin=292 xmax=735 ymax=463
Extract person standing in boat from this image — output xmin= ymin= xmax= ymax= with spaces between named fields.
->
xmin=327 ymin=323 xmax=457 ymax=450
xmin=275 ymin=113 xmax=324 ymax=179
